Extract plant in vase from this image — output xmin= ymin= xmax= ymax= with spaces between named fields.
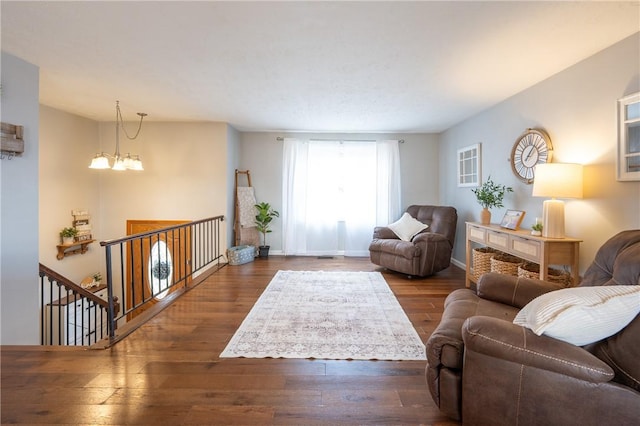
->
xmin=92 ymin=272 xmax=102 ymax=286
xmin=254 ymin=202 xmax=279 ymax=258
xmin=60 ymin=227 xmax=78 ymax=244
xmin=531 ymin=223 xmax=543 ymax=236
xmin=471 ymin=176 xmax=513 ymax=225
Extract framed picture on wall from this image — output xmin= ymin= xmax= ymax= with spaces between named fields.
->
xmin=457 ymin=143 xmax=481 ymax=187
xmin=500 ymin=209 xmax=525 ymax=230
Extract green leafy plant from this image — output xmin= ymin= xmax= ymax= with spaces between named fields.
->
xmin=254 ymin=202 xmax=280 ymax=247
xmin=92 ymin=272 xmax=102 ymax=282
xmin=471 ymin=176 xmax=513 ymax=209
xmin=532 ymin=223 xmax=543 ymax=232
xmin=59 ymin=227 xmax=78 ymax=238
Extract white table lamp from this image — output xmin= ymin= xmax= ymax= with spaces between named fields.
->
xmin=532 ymin=163 xmax=583 ymax=238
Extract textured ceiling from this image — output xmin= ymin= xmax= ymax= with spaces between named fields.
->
xmin=1 ymin=1 xmax=639 ymax=132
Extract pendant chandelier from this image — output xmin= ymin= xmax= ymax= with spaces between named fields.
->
xmin=89 ymin=101 xmax=147 ymax=171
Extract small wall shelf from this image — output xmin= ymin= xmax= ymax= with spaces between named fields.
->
xmin=56 ymin=239 xmax=95 ymax=260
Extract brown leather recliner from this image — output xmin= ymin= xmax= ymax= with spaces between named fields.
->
xmin=369 ymin=205 xmax=457 ymax=277
xmin=426 ymin=229 xmax=640 ymax=425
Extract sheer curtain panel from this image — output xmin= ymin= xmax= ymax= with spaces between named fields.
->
xmin=282 ymin=138 xmax=401 ymax=256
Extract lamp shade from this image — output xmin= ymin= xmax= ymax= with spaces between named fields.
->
xmin=532 ymin=163 xmax=583 ymax=199
xmin=112 ymin=157 xmax=127 ymax=171
xmin=89 ymin=154 xmax=110 ymax=169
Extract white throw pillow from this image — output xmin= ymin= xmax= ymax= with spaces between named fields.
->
xmin=513 ymin=285 xmax=640 ymax=346
xmin=387 ymin=212 xmax=429 ymax=242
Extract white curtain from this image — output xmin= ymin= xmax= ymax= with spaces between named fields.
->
xmin=282 ymin=138 xmax=401 ymax=256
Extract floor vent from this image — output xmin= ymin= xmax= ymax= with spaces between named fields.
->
xmin=317 ymin=256 xmax=334 ymax=259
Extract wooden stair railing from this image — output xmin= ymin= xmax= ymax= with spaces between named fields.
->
xmin=39 ymin=263 xmax=119 ymax=346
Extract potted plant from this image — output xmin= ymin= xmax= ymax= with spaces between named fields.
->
xmin=531 ymin=222 xmax=543 ymax=236
xmin=92 ymin=272 xmax=102 ymax=286
xmin=60 ymin=227 xmax=78 ymax=245
xmin=254 ymin=202 xmax=279 ymax=258
xmin=471 ymin=176 xmax=513 ymax=225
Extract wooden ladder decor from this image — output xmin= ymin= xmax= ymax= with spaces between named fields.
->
xmin=234 ymin=169 xmax=252 ymax=246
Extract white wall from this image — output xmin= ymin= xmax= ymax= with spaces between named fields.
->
xmin=97 ymin=121 xmax=231 ymax=243
xmin=39 ymin=106 xmax=102 ymax=282
xmin=226 ymin=125 xmax=241 ymax=248
xmin=1 ymin=52 xmax=40 ymax=344
xmin=440 ymin=32 xmax=640 ymax=272
xmin=239 ymin=132 xmax=439 ymax=253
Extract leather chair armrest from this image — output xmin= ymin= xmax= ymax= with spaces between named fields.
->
xmin=477 ymin=272 xmax=564 ymax=309
xmin=411 ymin=231 xmax=448 ymax=245
xmin=373 ymin=226 xmax=398 ymax=240
xmin=462 ymin=316 xmax=614 ymax=383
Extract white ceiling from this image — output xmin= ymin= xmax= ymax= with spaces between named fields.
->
xmin=1 ymin=1 xmax=639 ymax=133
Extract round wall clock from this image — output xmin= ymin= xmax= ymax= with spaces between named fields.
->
xmin=510 ymin=128 xmax=553 ymax=184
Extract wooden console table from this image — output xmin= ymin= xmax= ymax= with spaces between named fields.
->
xmin=465 ymin=222 xmax=581 ymax=288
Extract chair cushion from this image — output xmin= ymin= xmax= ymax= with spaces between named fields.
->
xmin=387 ymin=212 xmax=428 ymax=241
xmin=514 ymin=285 xmax=640 ymax=346
xmin=369 ymin=238 xmax=420 ymax=260
xmin=589 ymin=314 xmax=640 ymax=392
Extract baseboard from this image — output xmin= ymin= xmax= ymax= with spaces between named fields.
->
xmin=450 ymin=257 xmax=466 ymax=270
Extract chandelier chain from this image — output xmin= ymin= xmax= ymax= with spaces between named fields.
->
xmin=116 ymin=101 xmax=146 ymax=140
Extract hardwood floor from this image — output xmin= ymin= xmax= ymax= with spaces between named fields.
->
xmin=2 ymin=257 xmax=465 ymax=425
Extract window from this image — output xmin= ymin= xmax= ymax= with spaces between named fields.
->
xmin=617 ymin=92 xmax=640 ymax=181
xmin=457 ymin=143 xmax=481 ymax=187
xmin=282 ymin=139 xmax=401 ymax=256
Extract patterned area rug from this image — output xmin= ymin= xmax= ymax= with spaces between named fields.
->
xmin=220 ymin=270 xmax=426 ymax=361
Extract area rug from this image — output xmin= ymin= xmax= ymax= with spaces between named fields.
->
xmin=220 ymin=270 xmax=426 ymax=361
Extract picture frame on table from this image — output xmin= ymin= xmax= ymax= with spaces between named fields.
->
xmin=500 ymin=209 xmax=525 ymax=230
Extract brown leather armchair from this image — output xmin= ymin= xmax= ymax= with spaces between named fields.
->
xmin=369 ymin=205 xmax=457 ymax=277
xmin=426 ymin=230 xmax=640 ymax=425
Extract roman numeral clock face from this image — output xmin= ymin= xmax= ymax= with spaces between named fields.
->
xmin=510 ymin=129 xmax=553 ymax=184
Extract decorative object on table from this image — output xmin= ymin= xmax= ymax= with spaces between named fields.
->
xmin=531 ymin=222 xmax=543 ymax=236
xmin=490 ymin=253 xmax=523 ymax=276
xmin=500 ymin=209 xmax=525 ymax=230
xmin=80 ymin=272 xmax=103 ymax=289
xmin=227 ymin=245 xmax=255 ymax=265
xmin=220 ymin=270 xmax=426 ymax=361
xmin=59 ymin=227 xmax=78 ymax=244
xmin=471 ymin=176 xmax=513 ymax=225
xmin=89 ymin=100 xmax=147 ymax=171
xmin=616 ymin=91 xmax=640 ymax=181
xmin=532 ymin=163 xmax=583 ymax=238
xmin=457 ymin=143 xmax=481 ymax=187
xmin=254 ymin=201 xmax=279 ymax=258
xmin=517 ymin=262 xmax=571 ymax=287
xmin=510 ymin=128 xmax=553 ymax=184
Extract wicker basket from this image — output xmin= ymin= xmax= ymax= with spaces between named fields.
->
xmin=472 ymin=247 xmax=500 ymax=280
xmin=518 ymin=262 xmax=572 ymax=287
xmin=490 ymin=253 xmax=523 ymax=276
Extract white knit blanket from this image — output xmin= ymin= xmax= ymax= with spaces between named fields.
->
xmin=237 ymin=186 xmax=257 ymax=227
